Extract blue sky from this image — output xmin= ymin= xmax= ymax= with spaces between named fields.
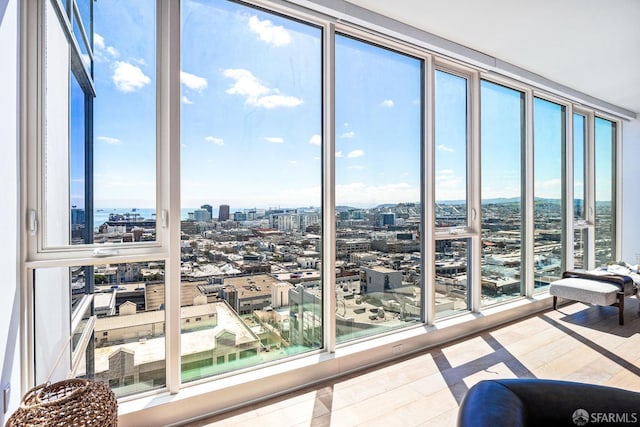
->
xmin=480 ymin=81 xmax=523 ymax=200
xmin=534 ymin=97 xmax=564 ymax=200
xmin=87 ymin=0 xmax=611 ymax=211
xmin=334 ymin=34 xmax=422 ymax=208
xmin=92 ymin=0 xmax=156 ymax=209
xmin=435 ymin=70 xmax=467 ymax=203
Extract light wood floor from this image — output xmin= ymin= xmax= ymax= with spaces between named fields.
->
xmin=181 ymin=300 xmax=640 ymax=427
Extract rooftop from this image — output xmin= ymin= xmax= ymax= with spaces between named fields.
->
xmin=181 ymin=300 xmax=640 ymax=426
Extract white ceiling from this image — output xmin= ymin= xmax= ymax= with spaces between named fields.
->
xmin=345 ymin=0 xmax=640 ymax=115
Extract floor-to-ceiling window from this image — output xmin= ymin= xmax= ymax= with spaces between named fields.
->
xmin=594 ymin=117 xmax=617 ymax=266
xmin=434 ymin=69 xmax=471 ymax=318
xmin=480 ymin=81 xmax=525 ymax=306
xmin=573 ymin=113 xmax=588 ymax=269
xmin=180 ymin=0 xmax=323 ymax=379
xmin=25 ymin=0 xmax=622 ymax=412
xmin=533 ymin=97 xmax=565 ymax=290
xmin=334 ymin=34 xmax=423 ymax=342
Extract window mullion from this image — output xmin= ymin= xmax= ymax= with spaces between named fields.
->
xmin=564 ymin=104 xmax=575 ymax=271
xmin=585 ymin=112 xmax=596 ymax=269
xmin=158 ymin=0 xmax=182 ymax=394
xmin=468 ymin=72 xmax=481 ymax=313
xmin=614 ymin=120 xmax=622 ymax=260
xmin=424 ymin=55 xmax=435 ymax=325
xmin=523 ymin=89 xmax=534 ymax=297
xmin=322 ymin=22 xmax=336 ymax=353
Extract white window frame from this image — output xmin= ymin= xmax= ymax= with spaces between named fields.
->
xmin=432 ymin=60 xmax=479 ymax=319
xmin=567 ymin=107 xmax=593 ymax=271
xmin=530 ymin=92 xmax=570 ymax=293
xmin=19 ymin=0 xmax=625 ymax=416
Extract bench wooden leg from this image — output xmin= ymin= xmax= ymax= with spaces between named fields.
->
xmin=553 ymin=296 xmax=557 ymax=310
xmin=618 ymin=292 xmax=624 ymax=326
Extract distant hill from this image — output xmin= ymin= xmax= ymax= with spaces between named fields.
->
xmin=336 ymin=205 xmax=361 ymax=212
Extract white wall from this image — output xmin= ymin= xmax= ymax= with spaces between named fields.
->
xmin=621 ymin=118 xmax=640 ymax=264
xmin=0 ymin=0 xmax=21 ymax=422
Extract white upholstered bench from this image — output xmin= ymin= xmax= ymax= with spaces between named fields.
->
xmin=550 ymin=271 xmax=637 ymax=325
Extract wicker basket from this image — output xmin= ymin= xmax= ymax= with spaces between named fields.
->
xmin=6 ymin=379 xmax=118 ymax=426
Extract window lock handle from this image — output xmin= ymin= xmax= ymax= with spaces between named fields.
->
xmin=28 ymin=209 xmax=38 ymax=235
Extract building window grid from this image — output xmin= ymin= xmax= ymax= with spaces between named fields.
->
xmin=24 ymin=0 xmax=622 ymax=400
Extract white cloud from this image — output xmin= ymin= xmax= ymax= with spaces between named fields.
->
xmin=340 ymin=131 xmax=355 ymax=139
xmin=224 ymin=68 xmax=269 ymax=98
xmin=248 ymin=15 xmax=292 ymax=47
xmin=381 ymin=99 xmax=395 ymax=108
xmin=435 ymin=169 xmax=463 ymax=187
xmin=347 ymin=149 xmax=365 ymax=158
xmin=539 ymin=178 xmax=562 ymax=188
xmin=253 ymin=94 xmax=303 ymax=109
xmin=223 ymin=68 xmax=302 ymax=109
xmin=289 ymin=160 xmax=298 ymax=165
xmin=94 ymin=171 xmax=155 ymax=207
xmin=337 ymin=182 xmax=419 ymax=205
xmin=182 ymin=96 xmax=193 ymax=105
xmin=309 ymin=134 xmax=321 ymax=146
xmin=180 ymin=71 xmax=208 ymax=92
xmin=106 ymin=46 xmax=119 ymax=57
xmin=336 ymin=151 xmax=343 ymax=158
xmin=535 ymin=178 xmax=562 ymax=199
xmin=112 ymin=61 xmax=150 ymax=92
xmin=94 ymin=33 xmax=119 ymax=61
xmin=94 ymin=33 xmax=105 ymax=50
xmin=81 ymin=53 xmax=91 ymax=69
xmin=97 ymin=136 xmax=121 ymax=145
xmin=205 ymin=136 xmax=224 ymax=146
xmin=434 ymin=169 xmax=465 ymax=201
xmin=437 ymin=144 xmax=454 ymax=153
xmin=263 ymin=137 xmax=284 ymax=143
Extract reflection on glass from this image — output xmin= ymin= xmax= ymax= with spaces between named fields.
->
xmin=480 ymin=81 xmax=524 ymax=306
xmin=574 ymin=228 xmax=587 ymax=270
xmin=594 ymin=117 xmax=615 ymax=266
xmin=34 ymin=262 xmax=165 ymax=398
xmin=533 ymin=98 xmax=565 ymax=291
xmin=574 ymin=114 xmax=586 ymax=220
xmin=435 ymin=239 xmax=469 ymax=319
xmin=435 ymin=70 xmax=468 ymax=227
xmin=70 ymin=72 xmax=88 ymax=244
xmin=72 ymin=8 xmax=92 ymax=75
xmin=335 ymin=34 xmax=422 ymax=342
xmin=180 ymin=0 xmax=322 ymax=381
xmin=90 ymin=262 xmax=166 ymax=397
xmin=77 ymin=0 xmax=92 ymax=38
xmin=93 ymin=0 xmax=157 ymax=244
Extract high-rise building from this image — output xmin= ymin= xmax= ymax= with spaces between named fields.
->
xmin=218 ymin=204 xmax=230 ymax=221
xmin=381 ymin=212 xmax=395 ymax=226
xmin=193 ymin=208 xmax=211 ymax=222
xmin=71 ymin=207 xmax=86 ymax=225
xmin=201 ymin=204 xmax=213 ymax=217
